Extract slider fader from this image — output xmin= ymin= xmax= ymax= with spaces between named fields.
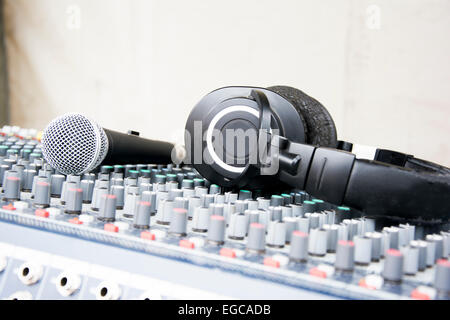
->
xmin=0 ymin=125 xmax=448 ymax=300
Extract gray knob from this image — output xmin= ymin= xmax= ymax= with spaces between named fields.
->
xmin=202 ymin=194 xmax=215 ymax=208
xmin=335 ymin=206 xmax=351 ymax=223
xmin=91 ymin=187 xmax=108 ymax=211
xmin=209 ymin=184 xmax=220 ymax=194
xmin=297 ymin=216 xmax=310 ymax=233
xmin=139 ymin=182 xmax=152 ymax=193
xmin=156 ymin=199 xmax=173 ymax=225
xmin=308 ymin=228 xmax=327 ymax=256
xmin=3 ymin=176 xmax=20 ymax=200
xmin=98 ymin=194 xmax=117 ymax=222
xmin=123 ymin=186 xmax=140 ymax=218
xmin=410 ymin=240 xmax=428 ymax=271
xmin=192 ymin=206 xmax=210 ymax=232
xmin=306 ymin=212 xmax=320 ymax=229
xmin=257 ymin=198 xmax=270 ymax=210
xmin=335 ymin=240 xmax=355 ymax=272
xmin=174 ymin=197 xmax=188 ymax=211
xmin=302 ymin=200 xmax=316 ymax=214
xmin=383 ymin=249 xmax=404 ymax=283
xmin=168 ymin=188 xmax=183 ymax=201
xmin=283 ymin=217 xmax=298 ymax=244
xmin=238 ymin=189 xmax=252 ymax=200
xmin=207 ymin=215 xmax=226 ymax=245
xmin=140 ymin=190 xmax=156 ymax=215
xmin=211 ymin=203 xmax=224 ymax=216
xmin=187 ymin=196 xmax=202 ymax=219
xmin=195 ymin=186 xmax=208 ymax=197
xmin=33 ymin=181 xmax=50 ymax=208
xmin=354 ymin=235 xmax=372 ymax=265
xmin=270 ymin=195 xmax=283 ymax=207
xmin=111 ymin=177 xmax=124 ymax=186
xmin=49 ymin=174 xmax=64 ymax=198
xmin=289 ymin=204 xmax=303 ymax=217
xmin=383 ymin=227 xmax=399 ymax=249
xmin=434 ymin=259 xmax=450 ymax=294
xmin=365 ymin=232 xmax=382 ymax=261
xmin=266 ymin=220 xmax=286 ymax=248
xmin=269 ymin=206 xmax=282 ymax=222
xmin=426 ymin=239 xmax=437 ymax=267
xmin=111 ymin=185 xmax=125 ymax=209
xmin=401 ymin=245 xmax=419 ymax=276
xmin=168 ymin=208 xmax=187 ymax=236
xmin=80 ymin=180 xmax=94 ymax=204
xmin=228 ymin=212 xmax=248 ymax=240
xmin=235 ymin=200 xmax=248 ymax=213
xmin=246 ymin=223 xmax=266 ymax=254
xmin=289 ymin=231 xmax=308 ymax=262
xmin=323 ymin=224 xmax=339 ymax=253
xmin=133 ymin=201 xmax=151 ymax=229
xmin=65 ymin=187 xmax=83 ymax=214
xmin=23 ymin=169 xmax=37 ymax=192
xmin=427 ymin=234 xmax=445 ymax=260
xmin=246 ymin=210 xmax=261 ymax=228
xmin=181 ymin=179 xmax=194 ymax=189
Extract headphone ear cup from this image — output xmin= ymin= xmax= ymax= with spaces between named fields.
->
xmin=267 ymin=85 xmax=338 ymax=148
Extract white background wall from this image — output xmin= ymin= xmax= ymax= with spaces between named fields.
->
xmin=4 ymin=0 xmax=450 ymax=166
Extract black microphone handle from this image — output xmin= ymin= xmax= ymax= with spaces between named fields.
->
xmin=102 ymin=129 xmax=175 ymax=165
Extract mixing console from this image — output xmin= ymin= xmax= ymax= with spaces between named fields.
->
xmin=0 ymin=125 xmax=448 ymax=300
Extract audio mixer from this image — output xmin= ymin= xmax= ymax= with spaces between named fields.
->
xmin=0 ymin=125 xmax=448 ymax=300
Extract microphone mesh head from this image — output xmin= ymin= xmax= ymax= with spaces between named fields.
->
xmin=41 ymin=113 xmax=109 ymax=175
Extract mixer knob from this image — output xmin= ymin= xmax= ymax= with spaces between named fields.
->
xmin=426 ymin=234 xmax=445 ymax=260
xmin=98 ymin=194 xmax=117 ymax=222
xmin=323 ymin=224 xmax=338 ymax=253
xmin=302 ymin=200 xmax=316 ymax=214
xmin=187 ymin=196 xmax=202 ymax=219
xmin=306 ymin=212 xmax=320 ymax=229
xmin=365 ymin=232 xmax=382 ymax=261
xmin=139 ymin=183 xmax=152 ymax=193
xmin=425 ymin=239 xmax=437 ymax=267
xmin=174 ymin=197 xmax=188 ymax=211
xmin=289 ymin=204 xmax=303 ymax=217
xmin=270 ymin=195 xmax=283 ymax=207
xmin=3 ymin=176 xmax=20 ymax=201
xmin=308 ymin=228 xmax=327 ymax=256
xmin=168 ymin=208 xmax=188 ymax=237
xmin=191 ymin=207 xmax=210 ymax=232
xmin=133 ymin=201 xmax=151 ymax=229
xmin=238 ymin=189 xmax=252 ymax=200
xmin=335 ymin=206 xmax=351 ymax=223
xmin=297 ymin=216 xmax=310 ymax=233
xmin=91 ymin=187 xmax=109 ymax=212
xmin=246 ymin=223 xmax=266 ymax=254
xmin=123 ymin=186 xmax=140 ymax=218
xmin=156 ymin=200 xmax=174 ymax=225
xmin=410 ymin=240 xmax=428 ymax=271
xmin=354 ymin=235 xmax=372 ymax=266
xmin=33 ymin=181 xmax=50 ymax=208
xmin=80 ymin=180 xmax=94 ymax=204
xmin=202 ymin=194 xmax=215 ymax=208
xmin=207 ymin=215 xmax=226 ymax=245
xmin=289 ymin=231 xmax=308 ymax=262
xmin=383 ymin=227 xmax=399 ymax=249
xmin=383 ymin=249 xmax=404 ymax=283
xmin=181 ymin=179 xmax=194 ymax=189
xmin=269 ymin=206 xmax=282 ymax=222
xmin=266 ymin=221 xmax=286 ymax=248
xmin=209 ymin=184 xmax=220 ymax=194
xmin=332 ymin=239 xmax=355 ymax=273
xmin=434 ymin=259 xmax=450 ymax=295
xmin=283 ymin=217 xmax=298 ymax=244
xmin=65 ymin=188 xmax=83 ymax=214
xmin=234 ymin=200 xmax=248 ymax=213
xmin=110 ymin=185 xmax=125 ymax=209
xmin=401 ymin=245 xmax=419 ymax=276
xmin=48 ymin=174 xmax=64 ymax=198
xmin=228 ymin=212 xmax=248 ymax=240
xmin=195 ymin=186 xmax=208 ymax=197
xmin=22 ymin=169 xmax=36 ymax=192
xmin=257 ymin=198 xmax=270 ymax=210
xmin=168 ymin=188 xmax=183 ymax=201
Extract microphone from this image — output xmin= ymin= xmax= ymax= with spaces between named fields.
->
xmin=41 ymin=113 xmax=179 ymax=175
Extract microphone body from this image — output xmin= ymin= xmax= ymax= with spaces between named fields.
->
xmin=41 ymin=114 xmax=175 ymax=175
xmin=102 ymin=129 xmax=174 ymax=165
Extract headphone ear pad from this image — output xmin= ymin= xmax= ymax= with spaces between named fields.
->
xmin=267 ymin=85 xmax=338 ymax=148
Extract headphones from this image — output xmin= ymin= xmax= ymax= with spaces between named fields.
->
xmin=184 ymin=86 xmax=450 ymax=221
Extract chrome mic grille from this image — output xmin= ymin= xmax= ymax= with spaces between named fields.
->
xmin=41 ymin=113 xmax=109 ymax=175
